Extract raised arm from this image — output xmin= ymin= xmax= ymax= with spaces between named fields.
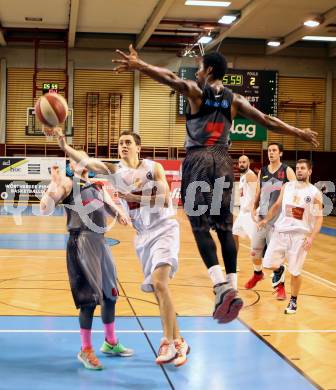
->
xmin=233 ymin=94 xmax=319 ymax=148
xmin=112 ymin=44 xmax=202 ymax=101
xmin=52 ymin=127 xmax=116 ymax=175
xmin=40 ymin=166 xmax=72 ymax=215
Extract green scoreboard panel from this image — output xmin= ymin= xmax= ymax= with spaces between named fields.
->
xmin=178 ymin=68 xmax=278 ymax=117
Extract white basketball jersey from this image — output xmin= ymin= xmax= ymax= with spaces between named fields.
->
xmin=275 ymin=181 xmax=320 ymax=234
xmin=115 ymin=159 xmax=175 ymax=233
xmin=239 ymin=169 xmax=256 ymax=214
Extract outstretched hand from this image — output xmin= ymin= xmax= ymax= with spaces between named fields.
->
xmin=42 ymin=125 xmax=54 ymax=137
xmin=112 ymin=44 xmax=141 ymax=73
xmin=300 ymin=128 xmax=319 ymax=148
xmin=50 ymin=165 xmax=61 ymax=181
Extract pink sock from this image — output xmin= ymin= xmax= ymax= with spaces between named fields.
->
xmin=104 ymin=322 xmax=117 ymax=345
xmin=80 ymin=328 xmax=92 ymax=350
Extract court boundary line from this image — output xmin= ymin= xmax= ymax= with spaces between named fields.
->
xmin=116 ymin=280 xmax=175 ymax=390
xmin=238 ymin=318 xmax=323 ymax=390
xmin=0 ymin=329 xmax=335 ymax=333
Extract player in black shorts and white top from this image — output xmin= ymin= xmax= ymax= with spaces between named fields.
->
xmin=111 ymin=44 xmax=319 ymax=323
xmin=245 ymin=143 xmax=296 ymax=300
xmin=258 ymin=159 xmax=323 ymax=314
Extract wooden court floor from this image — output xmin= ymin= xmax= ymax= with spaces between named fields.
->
xmin=0 ymin=209 xmax=335 ymax=389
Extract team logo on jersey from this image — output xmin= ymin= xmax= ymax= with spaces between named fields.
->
xmin=204 ymin=99 xmax=229 ymax=108
xmin=221 ymin=99 xmax=229 ymax=108
xmin=146 ymin=171 xmax=153 ymax=180
xmin=304 ymin=196 xmax=312 ymax=203
xmin=277 ymin=171 xmax=285 ymax=179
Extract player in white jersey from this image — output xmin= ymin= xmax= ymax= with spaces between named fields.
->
xmin=52 ymin=127 xmax=189 ymax=367
xmin=258 ymin=159 xmax=323 ymax=314
xmin=232 ymin=155 xmax=257 ymax=251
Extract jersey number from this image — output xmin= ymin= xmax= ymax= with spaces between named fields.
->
xmin=205 ymin=122 xmax=225 ymax=145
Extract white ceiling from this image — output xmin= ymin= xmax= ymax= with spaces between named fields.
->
xmin=232 ymin=0 xmax=336 ymax=39
xmin=0 ymin=0 xmax=335 ymax=54
xmin=76 ymin=0 xmax=160 ymax=34
xmin=0 ymin=0 xmax=69 ymax=29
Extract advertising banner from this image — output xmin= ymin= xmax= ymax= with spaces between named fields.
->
xmin=0 ymin=157 xmax=65 ymax=203
xmin=0 ymin=157 xmax=66 ymax=181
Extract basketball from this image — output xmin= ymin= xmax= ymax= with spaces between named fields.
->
xmin=34 ymin=92 xmax=68 ymax=127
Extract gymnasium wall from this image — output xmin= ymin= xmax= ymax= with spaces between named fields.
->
xmin=73 ymin=70 xmax=133 ymax=147
xmin=332 ymin=79 xmax=336 ymax=152
xmin=1 ymin=45 xmax=336 ymax=155
xmin=268 ymin=76 xmax=326 ymax=151
xmin=6 ymin=69 xmax=67 ymax=145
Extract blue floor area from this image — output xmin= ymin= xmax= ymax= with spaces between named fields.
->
xmin=0 ymin=234 xmax=119 ymax=250
xmin=0 ymin=316 xmax=317 ymax=390
xmin=320 ymin=226 xmax=336 ymax=237
xmin=0 ymin=205 xmax=64 ymax=216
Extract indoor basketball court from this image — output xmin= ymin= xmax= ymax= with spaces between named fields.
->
xmin=0 ymin=1 xmax=335 ymax=389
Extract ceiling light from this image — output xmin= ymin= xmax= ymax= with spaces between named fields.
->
xmin=304 ymin=19 xmax=320 ymax=27
xmin=267 ymin=40 xmax=281 ymax=47
xmin=198 ymin=36 xmax=213 ymax=44
xmin=302 ymin=36 xmax=336 ymax=42
xmin=185 ymin=1 xmax=231 ymax=6
xmin=218 ymin=15 xmax=237 ymax=24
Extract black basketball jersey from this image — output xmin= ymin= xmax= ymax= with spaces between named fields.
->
xmin=259 ymin=163 xmax=289 ymax=222
xmin=63 ymin=178 xmax=106 ymax=232
xmin=185 ymin=84 xmax=233 ymax=149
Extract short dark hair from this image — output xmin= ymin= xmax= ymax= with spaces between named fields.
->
xmin=268 ymin=142 xmax=284 ymax=153
xmin=119 ymin=131 xmax=141 ymax=145
xmin=297 ymin=159 xmax=312 ymax=169
xmin=203 ymin=52 xmax=227 ymax=80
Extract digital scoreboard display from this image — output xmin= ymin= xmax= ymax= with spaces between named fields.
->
xmin=178 ymin=68 xmax=278 ymax=116
xmin=42 ymin=82 xmax=59 ymax=94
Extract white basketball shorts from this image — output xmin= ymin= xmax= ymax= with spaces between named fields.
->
xmin=263 ymin=231 xmax=307 ymax=276
xmin=135 ymin=218 xmax=179 ymax=292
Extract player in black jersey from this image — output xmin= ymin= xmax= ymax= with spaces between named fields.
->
xmin=112 ymin=45 xmax=319 ymax=324
xmin=245 ymin=143 xmax=296 ymax=299
xmin=40 ymin=153 xmax=133 ymax=370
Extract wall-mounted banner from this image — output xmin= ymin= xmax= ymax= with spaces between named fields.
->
xmin=0 ymin=180 xmax=49 ymax=203
xmin=230 ymin=118 xmax=267 ymax=141
xmin=0 ymin=157 xmax=66 ymax=181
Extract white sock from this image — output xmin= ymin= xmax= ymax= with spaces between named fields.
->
xmin=226 ymin=273 xmax=238 ymax=290
xmin=253 ymin=264 xmax=263 ymax=272
xmin=208 ymin=265 xmax=225 ymax=286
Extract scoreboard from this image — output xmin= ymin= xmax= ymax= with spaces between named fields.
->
xmin=42 ymin=82 xmax=59 ymax=94
xmin=178 ymin=68 xmax=278 ymax=116
xmin=223 ymin=70 xmax=278 ymax=116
